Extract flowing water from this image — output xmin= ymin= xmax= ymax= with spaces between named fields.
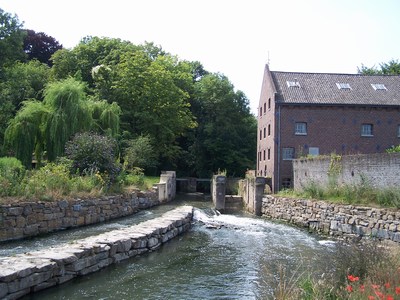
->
xmin=7 ymin=195 xmax=337 ymax=300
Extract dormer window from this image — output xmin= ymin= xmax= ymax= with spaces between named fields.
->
xmin=371 ymin=83 xmax=387 ymax=91
xmin=286 ymin=80 xmax=300 ymax=88
xmin=336 ymin=83 xmax=352 ymax=90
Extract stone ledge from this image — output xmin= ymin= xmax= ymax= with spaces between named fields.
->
xmin=0 ymin=205 xmax=193 ymax=299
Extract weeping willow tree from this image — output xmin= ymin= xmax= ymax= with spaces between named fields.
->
xmin=43 ymin=78 xmax=93 ymax=161
xmin=4 ymin=101 xmax=49 ymax=167
xmin=5 ymin=77 xmax=121 ymax=167
xmin=89 ymin=100 xmax=121 ymax=137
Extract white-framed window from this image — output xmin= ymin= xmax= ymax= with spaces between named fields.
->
xmin=361 ymin=124 xmax=373 ymax=137
xmin=282 ymin=147 xmax=295 ymax=160
xmin=295 ymin=122 xmax=307 ymax=135
xmin=371 ymin=83 xmax=387 ymax=91
xmin=286 ymin=80 xmax=300 ymax=88
xmin=397 ymin=125 xmax=400 ymax=137
xmin=308 ymin=147 xmax=319 ymax=156
xmin=336 ymin=83 xmax=352 ymax=90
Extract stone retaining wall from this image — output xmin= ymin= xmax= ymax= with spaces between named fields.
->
xmin=262 ymin=195 xmax=400 ymax=243
xmin=0 ymin=206 xmax=193 ymax=299
xmin=0 ymin=191 xmax=159 ymax=242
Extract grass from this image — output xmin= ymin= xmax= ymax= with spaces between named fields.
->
xmin=278 ymin=178 xmax=400 ymax=209
xmin=275 ymin=240 xmax=400 ymax=299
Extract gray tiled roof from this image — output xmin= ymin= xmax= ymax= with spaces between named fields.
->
xmin=271 ymin=71 xmax=400 ymax=106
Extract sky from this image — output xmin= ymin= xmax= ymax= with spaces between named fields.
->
xmin=1 ymin=0 xmax=400 ymax=114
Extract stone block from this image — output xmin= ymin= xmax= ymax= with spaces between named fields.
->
xmin=0 ymin=282 xmax=8 ymax=298
xmin=7 ymin=207 xmax=23 ymax=216
xmin=116 ymin=239 xmax=132 ymax=253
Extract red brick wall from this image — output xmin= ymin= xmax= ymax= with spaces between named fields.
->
xmin=257 ymin=66 xmax=277 ymax=190
xmin=278 ymin=105 xmax=400 ymax=189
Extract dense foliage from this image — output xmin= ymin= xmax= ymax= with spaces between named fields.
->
xmin=65 ymin=132 xmax=121 ymax=184
xmin=358 ymin=59 xmax=400 ymax=75
xmin=0 ymin=7 xmax=257 ymax=180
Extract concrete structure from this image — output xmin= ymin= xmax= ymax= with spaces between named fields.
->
xmin=156 ymin=171 xmax=176 ymax=202
xmin=239 ymin=177 xmax=268 ymax=216
xmin=0 ymin=206 xmax=193 ymax=299
xmin=257 ymin=65 xmax=400 ymax=192
xmin=211 ymin=175 xmax=226 ymax=211
xmin=293 ymin=152 xmax=400 ymax=191
xmin=211 ymin=175 xmax=267 ymax=215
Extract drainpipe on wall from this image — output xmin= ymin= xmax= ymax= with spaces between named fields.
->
xmin=277 ymin=105 xmax=281 ymax=193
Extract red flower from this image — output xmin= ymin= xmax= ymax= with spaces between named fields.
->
xmin=386 ymin=295 xmax=394 ymax=300
xmin=368 ymin=296 xmax=375 ymax=300
xmin=346 ymin=285 xmax=353 ymax=292
xmin=372 ymin=284 xmax=381 ymax=290
xmin=395 ymin=287 xmax=400 ymax=295
xmin=384 ymin=282 xmax=391 ymax=289
xmin=347 ymin=274 xmax=360 ymax=282
xmin=360 ymin=285 xmax=365 ymax=292
xmin=375 ymin=291 xmax=384 ymax=299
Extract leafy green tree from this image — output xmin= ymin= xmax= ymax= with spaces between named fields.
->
xmin=43 ymin=78 xmax=92 ymax=161
xmin=5 ymin=77 xmax=121 ymax=167
xmin=51 ymin=36 xmax=137 ymax=86
xmin=0 ymin=8 xmax=26 ymax=71
xmin=4 ymin=100 xmax=49 ymax=167
xmin=0 ymin=60 xmax=50 ymax=155
xmin=0 ymin=60 xmax=50 ymax=109
xmin=113 ymin=51 xmax=196 ymax=169
xmin=123 ymin=135 xmax=158 ymax=172
xmin=358 ymin=59 xmax=400 ymax=75
xmin=186 ymin=73 xmax=257 ymax=177
xmin=23 ymin=29 xmax=63 ymax=66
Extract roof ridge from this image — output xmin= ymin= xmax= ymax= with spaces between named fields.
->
xmin=271 ymin=70 xmax=400 ymax=77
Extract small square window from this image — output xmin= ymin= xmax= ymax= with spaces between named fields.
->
xmin=308 ymin=147 xmax=319 ymax=156
xmin=361 ymin=124 xmax=373 ymax=137
xmin=282 ymin=147 xmax=295 ymax=160
xmin=295 ymin=122 xmax=307 ymax=135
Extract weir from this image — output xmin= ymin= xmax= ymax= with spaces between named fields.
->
xmin=0 ymin=206 xmax=193 ymax=299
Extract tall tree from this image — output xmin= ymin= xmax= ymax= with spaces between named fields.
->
xmin=0 ymin=8 xmax=26 ymax=71
xmin=186 ymin=73 xmax=257 ymax=177
xmin=5 ymin=77 xmax=121 ymax=167
xmin=358 ymin=59 xmax=400 ymax=75
xmin=23 ymin=29 xmax=63 ymax=66
xmin=0 ymin=60 xmax=49 ymax=154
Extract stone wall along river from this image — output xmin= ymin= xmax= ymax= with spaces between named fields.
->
xmin=0 ymin=206 xmax=193 ymax=300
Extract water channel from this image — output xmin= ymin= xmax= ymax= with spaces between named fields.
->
xmin=1 ymin=195 xmax=338 ymax=299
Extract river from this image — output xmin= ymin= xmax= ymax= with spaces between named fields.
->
xmin=2 ymin=195 xmax=337 ymax=299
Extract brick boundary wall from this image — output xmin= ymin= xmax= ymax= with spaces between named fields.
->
xmin=262 ymin=195 xmax=400 ymax=244
xmin=0 ymin=191 xmax=159 ymax=242
xmin=293 ymin=153 xmax=400 ymax=190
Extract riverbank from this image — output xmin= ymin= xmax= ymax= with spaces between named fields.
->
xmin=261 ymin=195 xmax=400 ymax=245
xmin=0 ymin=205 xmax=193 ymax=299
xmin=0 ymin=192 xmax=159 ymax=242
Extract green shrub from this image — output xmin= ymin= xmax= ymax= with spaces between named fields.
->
xmin=0 ymin=157 xmax=25 ymax=196
xmin=24 ymin=162 xmax=71 ymax=200
xmin=302 ymin=180 xmax=324 ymax=199
xmin=65 ymin=132 xmax=121 ymax=185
